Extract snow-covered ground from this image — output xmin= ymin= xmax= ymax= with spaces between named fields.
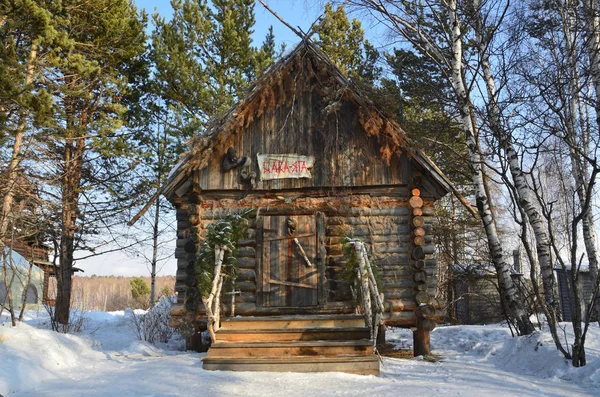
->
xmin=1 ymin=310 xmax=599 ymax=396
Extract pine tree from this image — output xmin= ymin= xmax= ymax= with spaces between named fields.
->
xmin=36 ymin=0 xmax=148 ymax=325
xmin=0 ymin=1 xmax=56 ymax=249
xmin=151 ymin=0 xmax=260 ymax=138
xmin=314 ymin=3 xmax=365 ymax=78
xmin=253 ymin=25 xmax=276 ymax=77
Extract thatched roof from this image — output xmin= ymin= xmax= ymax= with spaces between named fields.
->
xmin=159 ymin=40 xmax=473 ymax=214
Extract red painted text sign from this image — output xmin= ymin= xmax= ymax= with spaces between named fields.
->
xmin=257 ymin=154 xmax=314 ymax=180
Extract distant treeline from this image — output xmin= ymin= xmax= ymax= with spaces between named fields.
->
xmin=48 ymin=276 xmax=176 ymax=312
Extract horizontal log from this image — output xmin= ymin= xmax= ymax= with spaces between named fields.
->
xmin=327 ymin=225 xmax=410 ymax=237
xmin=177 ymin=219 xmax=190 ymax=229
xmin=175 ymin=283 xmax=186 ymax=293
xmin=176 ymin=209 xmax=189 ymax=221
xmin=221 ymin=302 xmax=357 ymax=316
xmin=372 ymin=244 xmax=410 ymax=254
xmin=188 ymin=203 xmax=200 ymax=216
xmin=411 ymin=188 xmax=421 ymax=197
xmin=176 ymin=268 xmax=187 ymax=281
xmin=383 ymin=288 xmax=416 ymax=300
xmin=372 ymin=235 xmax=410 ymax=243
xmin=383 ymin=299 xmax=417 ymax=312
xmin=412 ymin=208 xmax=423 ymax=216
xmin=185 ymin=298 xmax=198 ymax=312
xmin=237 ymin=257 xmax=256 ymax=269
xmin=185 ymin=274 xmax=197 ymax=287
xmin=237 ymin=246 xmax=255 ymax=257
xmin=413 ymin=227 xmax=425 ymax=237
xmin=237 ymin=281 xmax=256 ymax=293
xmin=236 ymin=268 xmax=256 ymax=282
xmin=383 ymin=279 xmax=415 ymax=289
xmin=381 ymin=267 xmax=413 ymax=278
xmin=326 ymin=215 xmax=409 ymax=226
xmin=175 ymin=247 xmax=186 ymax=259
xmin=413 ymin=236 xmax=425 ymax=246
xmin=378 ymin=254 xmax=410 ymax=266
xmin=423 ymin=244 xmax=435 ymax=255
xmin=184 ymin=240 xmax=197 ymax=253
xmin=171 ymin=304 xmax=186 ymax=317
xmin=169 ymin=317 xmax=185 ymax=328
xmin=382 ymin=310 xmax=417 ymax=326
xmin=237 ymin=239 xmax=257 ymax=247
xmin=422 ymin=206 xmax=435 ymax=216
xmin=177 ymin=258 xmax=190 ymax=270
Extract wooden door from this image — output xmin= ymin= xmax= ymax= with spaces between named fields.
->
xmin=261 ymin=215 xmax=318 ymax=307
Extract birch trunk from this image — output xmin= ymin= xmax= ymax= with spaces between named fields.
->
xmin=471 ymin=0 xmax=562 ymax=330
xmin=355 ymin=242 xmax=373 ymax=337
xmin=579 ymin=0 xmax=600 ymax=324
xmin=447 ymin=0 xmax=534 ymax=335
xmin=561 ymin=0 xmax=592 ymax=366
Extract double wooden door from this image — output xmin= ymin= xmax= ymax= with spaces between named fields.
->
xmin=260 ymin=214 xmax=323 ymax=307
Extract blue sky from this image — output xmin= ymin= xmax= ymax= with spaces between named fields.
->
xmin=135 ymin=0 xmax=324 ymax=49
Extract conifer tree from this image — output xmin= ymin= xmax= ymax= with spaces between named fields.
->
xmin=253 ymin=25 xmax=276 ymax=77
xmin=151 ymin=0 xmax=260 ymax=138
xmin=36 ymin=0 xmax=147 ymax=325
xmin=314 ymin=3 xmax=366 ymax=78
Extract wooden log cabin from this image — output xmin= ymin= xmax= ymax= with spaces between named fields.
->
xmin=162 ymin=41 xmax=459 ymax=375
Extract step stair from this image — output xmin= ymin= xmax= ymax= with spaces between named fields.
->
xmin=201 ymin=314 xmax=379 ymax=375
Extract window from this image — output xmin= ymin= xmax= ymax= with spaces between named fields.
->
xmin=22 ymin=284 xmax=38 ymax=304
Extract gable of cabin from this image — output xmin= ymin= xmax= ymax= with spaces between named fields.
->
xmin=165 ymin=44 xmax=449 ymax=202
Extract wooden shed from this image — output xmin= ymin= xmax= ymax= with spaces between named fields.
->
xmin=163 ymin=41 xmax=457 ymax=375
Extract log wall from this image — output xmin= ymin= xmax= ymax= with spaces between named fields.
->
xmin=169 ymin=191 xmax=440 ymax=330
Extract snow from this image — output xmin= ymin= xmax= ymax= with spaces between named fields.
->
xmin=1 ymin=310 xmax=599 ymax=396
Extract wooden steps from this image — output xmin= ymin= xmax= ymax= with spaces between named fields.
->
xmin=202 ymin=314 xmax=379 ymax=375
xmin=202 ymin=355 xmax=380 ymax=375
xmin=208 ymin=340 xmax=372 ymax=357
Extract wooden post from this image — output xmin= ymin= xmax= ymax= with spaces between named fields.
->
xmin=413 ymin=328 xmax=431 ymax=357
xmin=409 ymin=186 xmax=434 ymax=356
xmin=376 ymin=324 xmax=386 ymax=347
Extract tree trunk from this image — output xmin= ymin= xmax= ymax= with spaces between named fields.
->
xmin=55 ymin=105 xmax=86 ymax=325
xmin=470 ymin=0 xmax=562 ymax=343
xmin=447 ymin=0 xmax=533 ymax=335
xmin=580 ymin=0 xmax=600 ymax=324
xmin=0 ymin=43 xmax=38 ymax=246
xmin=150 ymin=194 xmax=160 ymax=306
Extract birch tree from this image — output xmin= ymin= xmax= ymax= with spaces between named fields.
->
xmin=466 ymin=0 xmax=567 ymax=353
xmin=349 ymin=0 xmax=535 ymax=335
xmin=578 ymin=0 xmax=600 ymax=323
